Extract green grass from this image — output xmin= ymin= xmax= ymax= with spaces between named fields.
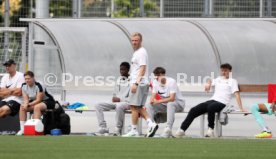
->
xmin=0 ymin=136 xmax=276 ymax=159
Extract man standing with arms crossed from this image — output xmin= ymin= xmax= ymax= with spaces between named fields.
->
xmin=0 ymin=59 xmax=24 ymax=118
xmin=123 ymin=32 xmax=158 ymax=137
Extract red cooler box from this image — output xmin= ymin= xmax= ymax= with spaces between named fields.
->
xmin=24 ymin=119 xmax=44 ymax=136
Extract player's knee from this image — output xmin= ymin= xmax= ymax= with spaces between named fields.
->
xmin=33 ymin=105 xmax=42 ymax=112
xmin=0 ymin=109 xmax=8 ymax=118
xmin=19 ymin=105 xmax=26 ymax=112
xmin=167 ymin=103 xmax=176 ymax=109
xmin=189 ymin=107 xmax=197 ymax=114
xmin=115 ymin=105 xmax=124 ymax=112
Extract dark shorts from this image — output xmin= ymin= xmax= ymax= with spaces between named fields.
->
xmin=0 ymin=100 xmax=21 ymax=116
xmin=42 ymin=99 xmax=56 ymax=109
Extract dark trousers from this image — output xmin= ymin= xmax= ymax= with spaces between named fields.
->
xmin=180 ymin=100 xmax=226 ymax=131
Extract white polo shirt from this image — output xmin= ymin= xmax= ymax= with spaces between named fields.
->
xmin=152 ymin=77 xmax=184 ymax=102
xmin=0 ymin=71 xmax=25 ymax=104
xmin=130 ymin=47 xmax=149 ymax=84
xmin=210 ymin=76 xmax=239 ymax=105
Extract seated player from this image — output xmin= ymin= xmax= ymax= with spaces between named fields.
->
xmin=175 ymin=63 xmax=246 ymax=138
xmin=250 ymin=84 xmax=276 ymax=138
xmin=0 ymin=59 xmax=24 ymax=118
xmin=17 ymin=71 xmax=56 ymax=135
xmin=147 ymin=67 xmax=185 ymax=138
xmin=95 ymin=62 xmax=131 ymax=136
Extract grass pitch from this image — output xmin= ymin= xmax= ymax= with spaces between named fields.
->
xmin=0 ymin=136 xmax=276 ymax=159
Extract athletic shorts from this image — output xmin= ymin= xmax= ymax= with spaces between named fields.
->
xmin=129 ymin=84 xmax=149 ymax=107
xmin=42 ymin=99 xmax=56 ymax=109
xmin=264 ymin=103 xmax=274 ymax=115
xmin=0 ymin=100 xmax=20 ymax=116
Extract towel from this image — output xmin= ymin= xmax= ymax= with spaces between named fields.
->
xmin=67 ymin=102 xmax=85 ymax=109
xmin=268 ymin=84 xmax=276 ymax=103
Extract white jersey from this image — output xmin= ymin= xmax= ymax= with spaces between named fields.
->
xmin=130 ymin=47 xmax=149 ymax=84
xmin=0 ymin=71 xmax=25 ymax=104
xmin=210 ymin=76 xmax=239 ymax=105
xmin=152 ymin=77 xmax=184 ymax=102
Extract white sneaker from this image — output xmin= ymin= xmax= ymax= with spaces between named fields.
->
xmin=146 ymin=123 xmax=159 ymax=137
xmin=113 ymin=127 xmax=122 ymax=136
xmin=98 ymin=127 xmax=109 ymax=135
xmin=161 ymin=127 xmax=172 ymax=138
xmin=122 ymin=129 xmax=139 ymax=137
xmin=16 ymin=130 xmax=24 ymax=136
xmin=205 ymin=128 xmax=214 ymax=137
xmin=175 ymin=128 xmax=185 ymax=138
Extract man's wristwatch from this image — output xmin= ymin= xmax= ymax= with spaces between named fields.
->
xmin=134 ymin=82 xmax=139 ymax=86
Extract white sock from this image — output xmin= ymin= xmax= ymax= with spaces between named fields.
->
xmin=263 ymin=126 xmax=271 ymax=133
xmin=131 ymin=125 xmax=137 ymax=131
xmin=146 ymin=119 xmax=154 ymax=127
xmin=20 ymin=121 xmax=26 ymax=132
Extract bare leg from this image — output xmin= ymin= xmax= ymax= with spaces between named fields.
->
xmin=258 ymin=104 xmax=268 ymax=113
xmin=19 ymin=106 xmax=34 ymax=121
xmin=138 ymin=108 xmax=150 ymax=120
xmin=251 ymin=103 xmax=270 ymax=132
xmin=33 ymin=103 xmax=47 ymax=119
xmin=131 ymin=106 xmax=139 ymax=125
xmin=0 ymin=106 xmax=11 ymax=118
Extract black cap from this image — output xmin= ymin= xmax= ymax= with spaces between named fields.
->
xmin=3 ymin=59 xmax=16 ymax=66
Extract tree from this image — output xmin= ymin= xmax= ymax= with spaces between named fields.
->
xmin=113 ymin=0 xmax=159 ymax=17
xmin=49 ymin=0 xmax=72 ymax=18
xmin=0 ymin=0 xmax=31 ymax=27
xmin=214 ymin=0 xmax=260 ymax=17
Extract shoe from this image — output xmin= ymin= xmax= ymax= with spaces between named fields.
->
xmin=113 ymin=127 xmax=122 ymax=136
xmin=146 ymin=123 xmax=159 ymax=137
xmin=205 ymin=128 xmax=214 ymax=137
xmin=175 ymin=128 xmax=185 ymax=138
xmin=161 ymin=127 xmax=172 ymax=138
xmin=98 ymin=127 xmax=109 ymax=134
xmin=255 ymin=131 xmax=272 ymax=138
xmin=16 ymin=130 xmax=24 ymax=136
xmin=122 ymin=129 xmax=139 ymax=137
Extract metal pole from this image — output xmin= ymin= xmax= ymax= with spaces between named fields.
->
xmin=204 ymin=0 xmax=209 ymax=17
xmin=4 ymin=0 xmax=10 ymax=61
xmin=267 ymin=0 xmax=272 ymax=17
xmin=28 ymin=23 xmax=34 ymax=71
xmin=111 ymin=0 xmax=115 ymax=18
xmin=4 ymin=0 xmax=9 ymax=32
xmin=30 ymin=0 xmax=33 ymax=18
xmin=72 ymin=0 xmax=78 ymax=18
xmin=160 ymin=0 xmax=164 ymax=18
xmin=36 ymin=0 xmax=49 ymax=18
xmin=21 ymin=28 xmax=27 ymax=72
xmin=34 ymin=0 xmax=49 ymax=80
xmin=140 ymin=0 xmax=144 ymax=17
xmin=78 ymin=0 xmax=82 ymax=18
xmin=209 ymin=0 xmax=214 ymax=17
xmin=260 ymin=0 xmax=263 ymax=18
